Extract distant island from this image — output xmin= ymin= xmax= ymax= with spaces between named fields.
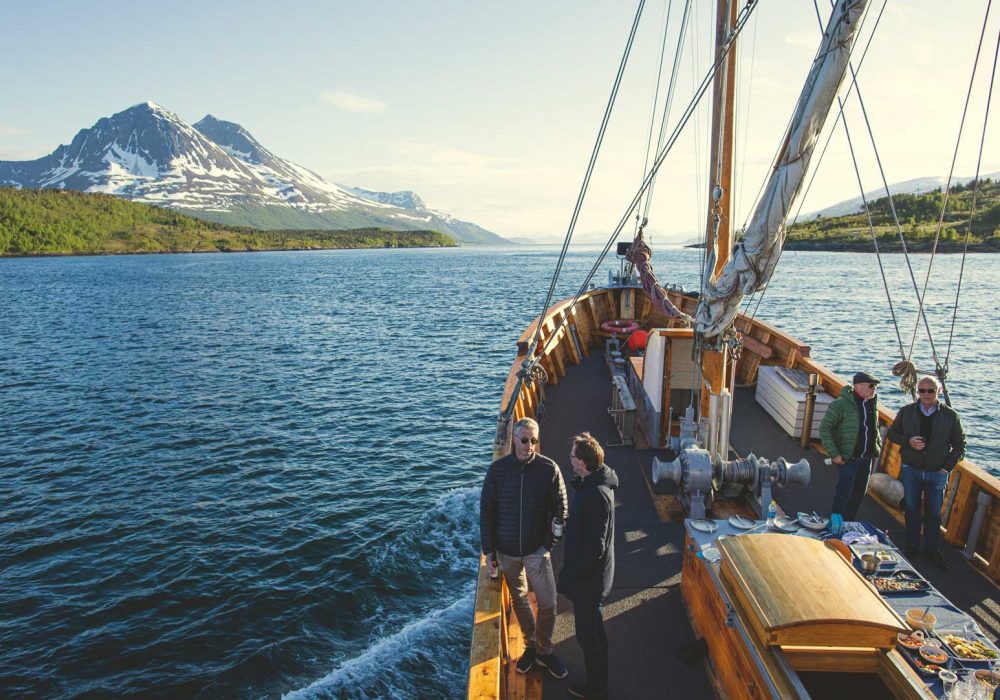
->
xmin=0 ymin=189 xmax=458 ymax=257
xmin=689 ymin=179 xmax=1000 ymax=252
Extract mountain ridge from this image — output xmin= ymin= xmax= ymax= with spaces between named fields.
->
xmin=0 ymin=102 xmax=508 ymax=245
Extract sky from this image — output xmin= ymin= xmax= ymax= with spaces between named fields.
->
xmin=1 ymin=0 xmax=998 ymax=242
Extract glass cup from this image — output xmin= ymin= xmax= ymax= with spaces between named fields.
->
xmin=939 ymin=669 xmax=958 ymax=697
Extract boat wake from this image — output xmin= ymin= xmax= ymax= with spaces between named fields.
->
xmin=283 ymin=486 xmax=480 ymax=699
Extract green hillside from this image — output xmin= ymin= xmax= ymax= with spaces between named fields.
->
xmin=0 ymin=188 xmax=458 ymax=256
xmin=786 ymin=178 xmax=1000 ymax=252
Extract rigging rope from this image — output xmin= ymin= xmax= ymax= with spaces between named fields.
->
xmin=504 ymin=0 xmax=647 ymax=424
xmin=529 ymin=0 xmax=760 ymax=365
xmin=947 ymin=12 xmax=1000 ymax=375
xmin=635 ymin=0 xmax=675 ymax=238
xmin=903 ymin=0 xmax=995 ymax=406
xmin=642 ymin=0 xmax=695 ymax=227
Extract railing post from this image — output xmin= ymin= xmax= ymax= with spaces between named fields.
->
xmin=964 ymin=491 xmax=994 ymax=560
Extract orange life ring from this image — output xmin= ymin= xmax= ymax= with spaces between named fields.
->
xmin=601 ymin=319 xmax=640 ymax=334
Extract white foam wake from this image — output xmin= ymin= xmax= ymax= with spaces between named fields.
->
xmin=282 ymin=589 xmax=475 ymax=700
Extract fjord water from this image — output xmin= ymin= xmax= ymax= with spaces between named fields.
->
xmin=1 ymin=246 xmax=997 ymax=698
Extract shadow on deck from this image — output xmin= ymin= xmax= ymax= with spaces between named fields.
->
xmin=529 ymin=349 xmax=1000 ymax=698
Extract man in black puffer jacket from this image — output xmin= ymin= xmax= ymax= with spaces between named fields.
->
xmin=558 ymin=432 xmax=617 ymax=700
xmin=480 ymin=417 xmax=569 ymax=678
xmin=887 ymin=375 xmax=966 ymax=569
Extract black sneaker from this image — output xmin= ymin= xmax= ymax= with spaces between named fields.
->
xmin=535 ymin=652 xmax=568 ymax=679
xmin=926 ymin=550 xmax=950 ymax=570
xmin=515 ymin=647 xmax=536 ymax=674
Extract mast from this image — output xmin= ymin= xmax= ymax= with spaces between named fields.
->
xmin=699 ymin=0 xmax=738 ymax=422
xmin=706 ymin=0 xmax=737 ymax=278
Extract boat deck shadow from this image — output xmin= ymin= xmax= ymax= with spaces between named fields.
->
xmin=533 ymin=349 xmax=1000 ymax=698
xmin=537 ymin=349 xmax=711 ymax=699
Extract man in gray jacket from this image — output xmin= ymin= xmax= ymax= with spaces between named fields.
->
xmin=887 ymin=376 xmax=966 ymax=569
xmin=480 ymin=417 xmax=569 ymax=678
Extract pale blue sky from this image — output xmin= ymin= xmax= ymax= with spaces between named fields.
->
xmin=1 ymin=1 xmax=997 ymax=239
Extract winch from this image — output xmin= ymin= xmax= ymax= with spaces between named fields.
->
xmin=651 ymin=407 xmax=810 ymax=519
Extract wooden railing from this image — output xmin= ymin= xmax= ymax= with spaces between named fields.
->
xmin=467 ymin=290 xmax=605 ymax=699
xmin=467 ymin=285 xmax=1000 ymax=699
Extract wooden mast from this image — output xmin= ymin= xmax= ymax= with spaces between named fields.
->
xmin=700 ymin=0 xmax=738 ymax=422
xmin=706 ymin=0 xmax=737 ymax=278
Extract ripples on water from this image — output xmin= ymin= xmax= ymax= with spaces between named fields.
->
xmin=0 ymin=247 xmax=996 ymax=697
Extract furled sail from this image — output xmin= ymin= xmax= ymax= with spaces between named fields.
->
xmin=625 ymin=237 xmax=694 ymax=324
xmin=695 ymin=0 xmax=868 ymax=338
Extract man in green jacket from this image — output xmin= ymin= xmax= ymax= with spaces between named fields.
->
xmin=820 ymin=371 xmax=882 ymax=531
xmin=886 ymin=375 xmax=966 ymax=569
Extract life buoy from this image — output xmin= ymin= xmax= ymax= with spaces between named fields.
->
xmin=601 ymin=319 xmax=640 ymax=334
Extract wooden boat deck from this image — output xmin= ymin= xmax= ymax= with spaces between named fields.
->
xmin=533 ymin=348 xmax=1000 ymax=699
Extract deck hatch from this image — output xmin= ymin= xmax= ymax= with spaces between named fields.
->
xmin=718 ymin=534 xmax=905 ymax=650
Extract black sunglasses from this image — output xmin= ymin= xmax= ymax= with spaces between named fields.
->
xmin=518 ymin=436 xmax=539 ymax=445
xmin=917 ymin=388 xmax=937 ymax=394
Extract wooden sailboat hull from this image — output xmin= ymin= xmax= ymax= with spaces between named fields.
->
xmin=467 ymin=285 xmax=1000 ymax=700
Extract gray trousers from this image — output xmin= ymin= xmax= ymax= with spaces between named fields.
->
xmin=497 ymin=546 xmax=557 ymax=655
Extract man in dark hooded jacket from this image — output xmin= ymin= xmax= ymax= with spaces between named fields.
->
xmin=558 ymin=432 xmax=618 ymax=700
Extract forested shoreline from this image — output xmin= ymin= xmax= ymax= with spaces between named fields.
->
xmin=0 ymin=188 xmax=458 ymax=256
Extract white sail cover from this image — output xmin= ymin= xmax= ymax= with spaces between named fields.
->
xmin=696 ymin=0 xmax=868 ymax=337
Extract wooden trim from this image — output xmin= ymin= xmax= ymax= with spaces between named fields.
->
xmin=779 ymin=646 xmax=879 ymax=673
xmin=468 ymin=554 xmax=502 ymax=699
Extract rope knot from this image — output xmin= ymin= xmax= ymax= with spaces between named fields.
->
xmin=892 ymin=360 xmax=918 ymax=395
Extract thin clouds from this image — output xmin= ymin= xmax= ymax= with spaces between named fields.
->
xmin=0 ymin=123 xmax=25 ymax=136
xmin=321 ymin=90 xmax=386 ymax=114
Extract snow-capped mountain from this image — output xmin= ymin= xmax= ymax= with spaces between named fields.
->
xmin=0 ymin=102 xmax=508 ymax=244
xmin=342 ymin=185 xmax=501 ymax=244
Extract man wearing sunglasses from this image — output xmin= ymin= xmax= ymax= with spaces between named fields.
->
xmin=887 ymin=376 xmax=966 ymax=569
xmin=480 ymin=417 xmax=569 ymax=679
xmin=820 ymin=371 xmax=883 ymax=533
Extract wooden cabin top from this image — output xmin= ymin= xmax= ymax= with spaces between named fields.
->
xmin=719 ymin=534 xmax=905 ymax=649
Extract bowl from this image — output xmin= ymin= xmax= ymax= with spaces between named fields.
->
xmin=975 ymin=670 xmax=1000 ymax=690
xmin=860 ymin=553 xmax=879 ymax=571
xmin=919 ymin=644 xmax=948 ymax=665
xmin=907 ymin=608 xmax=937 ymax=632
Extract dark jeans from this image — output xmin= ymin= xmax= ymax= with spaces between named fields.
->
xmin=831 ymin=457 xmax=873 ymax=520
xmin=900 ymin=464 xmax=949 ymax=552
xmin=573 ymin=597 xmax=608 ymax=699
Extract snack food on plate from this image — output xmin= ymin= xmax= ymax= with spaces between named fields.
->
xmin=943 ymin=634 xmax=999 ymax=660
xmin=897 ymin=630 xmax=925 ymax=650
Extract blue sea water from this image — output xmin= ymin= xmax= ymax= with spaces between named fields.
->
xmin=0 ymin=246 xmax=996 ymax=698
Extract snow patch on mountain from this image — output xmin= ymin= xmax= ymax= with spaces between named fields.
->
xmin=0 ymin=102 xmax=508 ymax=244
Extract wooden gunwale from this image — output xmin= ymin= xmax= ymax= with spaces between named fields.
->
xmin=469 ymin=285 xmax=999 ymax=699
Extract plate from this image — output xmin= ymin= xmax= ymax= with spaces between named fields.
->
xmin=870 ymin=575 xmax=930 ymax=593
xmin=897 ymin=631 xmax=925 ymax=650
xmin=941 ymin=633 xmax=1000 ymax=660
xmin=796 ymin=512 xmax=829 ymax=531
xmin=728 ymin=515 xmax=755 ymax=530
xmin=795 ymin=527 xmax=820 ymax=539
xmin=702 ymin=547 xmax=721 ymax=563
xmin=772 ymin=516 xmax=798 ymax=533
xmin=690 ymin=519 xmax=718 ymax=533
xmin=910 ymin=656 xmax=945 ymax=676
xmin=919 ymin=644 xmax=949 ymax=665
